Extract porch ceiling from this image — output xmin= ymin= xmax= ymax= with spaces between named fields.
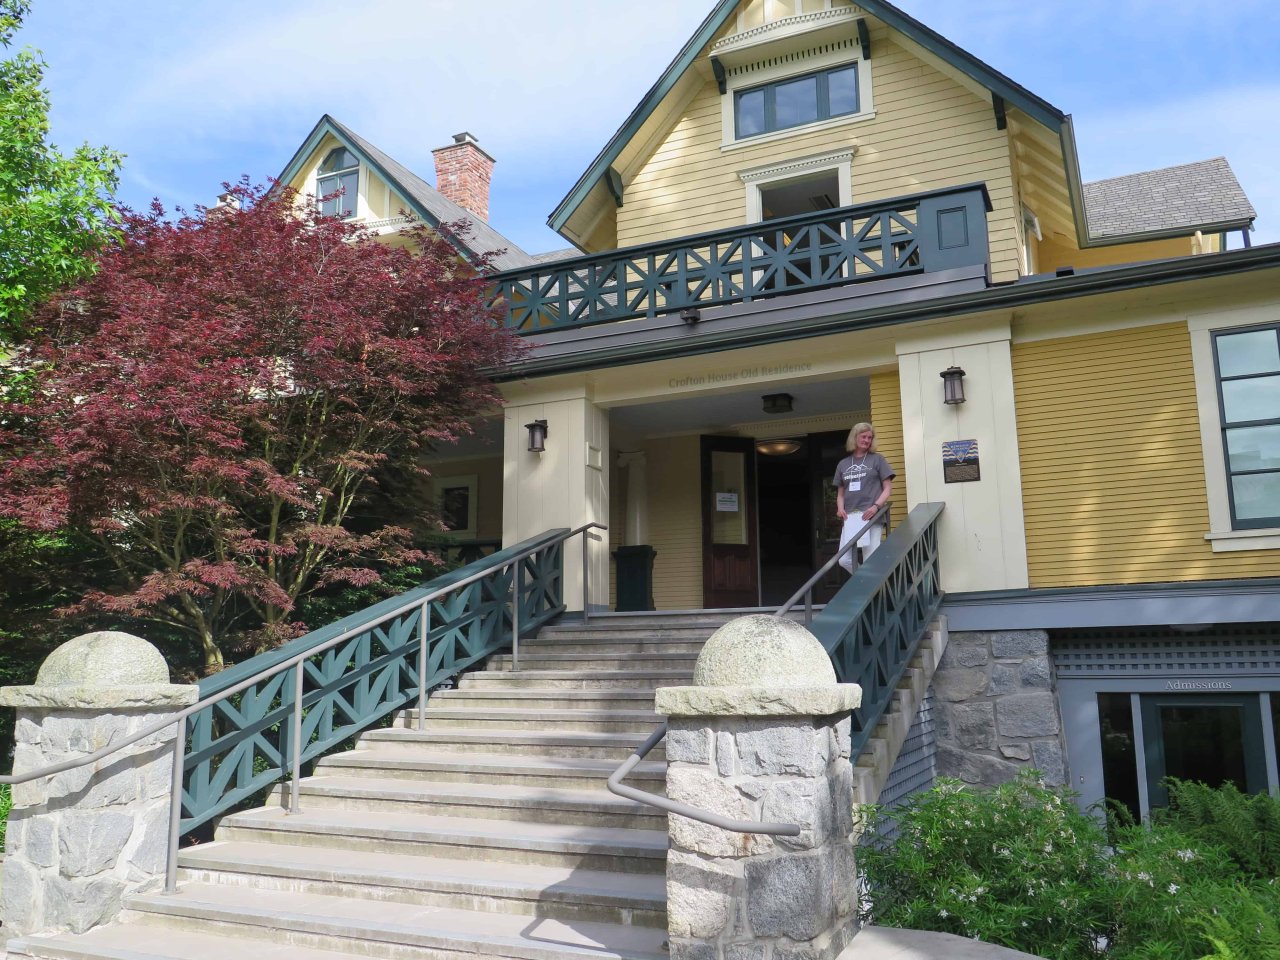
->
xmin=609 ymin=375 xmax=870 ymax=439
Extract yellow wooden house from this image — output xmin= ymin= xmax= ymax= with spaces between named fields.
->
xmin=274 ymin=0 xmax=1278 ymax=818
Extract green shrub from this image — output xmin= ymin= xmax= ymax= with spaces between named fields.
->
xmin=1156 ymin=779 xmax=1280 ymax=881
xmin=859 ymin=773 xmax=1113 ymax=959
xmin=0 ymin=782 xmax=10 ymax=847
xmin=860 ymin=774 xmax=1280 ymax=960
xmin=1195 ymin=880 xmax=1280 ymax=960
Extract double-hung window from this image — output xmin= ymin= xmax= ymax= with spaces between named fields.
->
xmin=1213 ymin=324 xmax=1280 ymax=528
xmin=734 ymin=64 xmax=860 ymax=140
xmin=318 ymin=147 xmax=359 ymax=219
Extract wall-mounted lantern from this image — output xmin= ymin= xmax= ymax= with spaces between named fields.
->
xmin=525 ymin=419 xmax=549 ymax=453
xmin=681 ymin=307 xmax=701 ymax=324
xmin=762 ymin=393 xmax=794 ymax=415
xmin=940 ymin=367 xmax=967 ymax=405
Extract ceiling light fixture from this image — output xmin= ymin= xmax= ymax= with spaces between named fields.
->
xmin=756 ymin=439 xmax=802 ymax=457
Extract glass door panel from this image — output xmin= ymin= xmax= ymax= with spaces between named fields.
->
xmin=1140 ymin=695 xmax=1266 ymax=809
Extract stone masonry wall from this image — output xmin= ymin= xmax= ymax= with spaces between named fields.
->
xmin=664 ymin=714 xmax=858 ymax=960
xmin=931 ymin=630 xmax=1067 ymax=786
xmin=3 ymin=708 xmax=180 ymax=936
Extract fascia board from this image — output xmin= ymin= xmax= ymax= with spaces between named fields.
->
xmin=272 ymin=117 xmax=435 ymax=229
xmin=547 ymin=0 xmax=741 ymax=235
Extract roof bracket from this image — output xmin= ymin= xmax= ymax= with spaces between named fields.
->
xmin=992 ymin=93 xmax=1007 ymax=130
xmin=857 ymin=19 xmax=872 ymax=60
xmin=711 ymin=56 xmax=727 ymax=94
xmin=606 ymin=167 xmax=625 ymax=208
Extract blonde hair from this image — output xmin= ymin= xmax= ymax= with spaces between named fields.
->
xmin=846 ymin=422 xmax=877 ymax=454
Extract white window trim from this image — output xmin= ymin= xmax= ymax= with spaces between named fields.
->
xmin=719 ymin=46 xmax=874 ymax=150
xmin=739 ymin=148 xmax=855 ymax=222
xmin=435 ymin=474 xmax=479 ymax=539
xmin=316 ymin=146 xmax=365 ymax=221
xmin=1188 ymin=305 xmax=1280 ymax=552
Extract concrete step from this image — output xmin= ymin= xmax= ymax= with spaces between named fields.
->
xmin=360 ymin=727 xmax=666 ymax=761
xmin=7 ymin=927 xmax=381 ymax=960
xmin=121 ymin=883 xmax=670 ymax=960
xmin=534 ymin=627 xmax=716 ymax=641
xmin=516 ymin=638 xmax=707 ymax=655
xmin=488 ymin=652 xmax=698 ymax=670
xmin=461 ymin=670 xmax=693 ymax=690
xmin=316 ymin=750 xmax=666 ymax=792
xmin=218 ymin=808 xmax=668 ymax=874
xmin=176 ymin=841 xmax=668 ymax=928
xmin=407 ymin=707 xmax=662 ymax=735
xmin=430 ymin=688 xmax=660 ymax=711
xmin=285 ymin=775 xmax=666 ymax=830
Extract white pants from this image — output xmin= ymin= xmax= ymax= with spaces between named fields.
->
xmin=838 ymin=514 xmax=883 ymax=573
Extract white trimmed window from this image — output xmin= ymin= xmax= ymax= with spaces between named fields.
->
xmin=318 ymin=147 xmax=359 ymax=219
xmin=718 ymin=40 xmax=874 ymax=150
xmin=1189 ymin=306 xmax=1280 ymax=551
xmin=436 ymin=475 xmax=478 ymax=539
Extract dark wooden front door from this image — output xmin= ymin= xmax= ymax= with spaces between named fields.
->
xmin=701 ymin=436 xmax=759 ymax=608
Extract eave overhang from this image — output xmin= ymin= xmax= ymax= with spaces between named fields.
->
xmin=272 ymin=115 xmax=481 ymax=264
xmin=495 ymin=243 xmax=1280 ymax=381
xmin=549 ymin=0 xmax=1075 ymax=239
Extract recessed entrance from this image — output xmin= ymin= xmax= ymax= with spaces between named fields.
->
xmin=756 ymin=431 xmax=850 ymax=607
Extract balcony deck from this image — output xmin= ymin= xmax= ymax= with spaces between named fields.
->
xmin=488 ymin=183 xmax=992 ymax=336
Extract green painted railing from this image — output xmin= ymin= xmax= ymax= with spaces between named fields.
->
xmin=179 ymin=527 xmax=580 ymax=838
xmin=808 ymin=503 xmax=944 ymax=759
xmin=488 ymin=184 xmax=991 ymax=334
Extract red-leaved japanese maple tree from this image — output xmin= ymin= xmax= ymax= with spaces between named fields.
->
xmin=0 ymin=183 xmax=520 ymax=671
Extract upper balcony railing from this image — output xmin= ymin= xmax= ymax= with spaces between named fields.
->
xmin=488 ymin=183 xmax=991 ymax=334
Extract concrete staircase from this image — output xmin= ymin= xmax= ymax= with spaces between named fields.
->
xmin=7 ymin=612 xmax=948 ymax=960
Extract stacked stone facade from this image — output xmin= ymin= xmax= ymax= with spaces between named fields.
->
xmin=931 ymin=629 xmax=1067 ymax=786
xmin=432 ymin=132 xmax=494 ymax=221
xmin=664 ymin=713 xmax=859 ymax=960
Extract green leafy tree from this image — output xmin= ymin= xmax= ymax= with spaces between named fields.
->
xmin=0 ymin=0 xmax=121 ymax=343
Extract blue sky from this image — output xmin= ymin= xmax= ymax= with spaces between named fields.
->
xmin=16 ymin=0 xmax=1280 ymax=254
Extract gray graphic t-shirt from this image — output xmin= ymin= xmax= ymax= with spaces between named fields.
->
xmin=832 ymin=452 xmax=895 ymax=513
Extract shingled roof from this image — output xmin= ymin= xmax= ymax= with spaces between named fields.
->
xmin=279 ymin=116 xmax=537 ymax=272
xmin=1084 ymin=157 xmax=1256 ymax=242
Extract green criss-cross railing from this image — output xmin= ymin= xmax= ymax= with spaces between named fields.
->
xmin=487 ymin=184 xmax=991 ymax=334
xmin=807 ymin=503 xmax=944 ymax=759
xmin=175 ymin=525 xmax=599 ymax=858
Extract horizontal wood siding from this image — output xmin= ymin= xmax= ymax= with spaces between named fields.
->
xmin=646 ymin=435 xmax=705 ymax=609
xmin=869 ymin=370 xmax=908 ymax=529
xmin=616 ymin=23 xmax=1021 ymax=281
xmin=1013 ymin=324 xmax=1280 ymax=587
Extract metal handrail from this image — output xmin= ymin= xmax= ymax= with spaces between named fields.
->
xmin=606 ymin=510 xmax=889 ymax=836
xmin=607 ymin=722 xmax=800 ymax=837
xmin=776 ymin=501 xmax=892 ymax=626
xmin=1 ymin=522 xmax=606 ymax=894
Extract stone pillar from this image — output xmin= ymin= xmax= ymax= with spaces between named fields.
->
xmin=654 ymin=615 xmax=863 ymax=960
xmin=0 ymin=632 xmax=199 ymax=937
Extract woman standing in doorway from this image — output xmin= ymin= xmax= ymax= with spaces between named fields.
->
xmin=834 ymin=422 xmax=895 ymax=572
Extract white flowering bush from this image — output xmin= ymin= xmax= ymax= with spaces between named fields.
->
xmin=859 ymin=773 xmax=1280 ymax=960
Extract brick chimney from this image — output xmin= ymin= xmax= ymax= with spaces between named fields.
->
xmin=432 ymin=132 xmax=495 ymax=222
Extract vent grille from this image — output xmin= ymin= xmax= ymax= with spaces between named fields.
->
xmin=1054 ymin=631 xmax=1280 ymax=678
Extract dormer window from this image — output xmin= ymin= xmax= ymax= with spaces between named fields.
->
xmin=734 ymin=64 xmax=860 ymax=139
xmin=318 ymin=147 xmax=359 ymax=219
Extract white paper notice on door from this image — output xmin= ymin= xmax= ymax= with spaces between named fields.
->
xmin=715 ymin=492 xmax=739 ymax=512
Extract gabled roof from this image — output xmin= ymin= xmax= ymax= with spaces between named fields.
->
xmin=275 ymin=115 xmax=537 ymax=272
xmin=1084 ymin=157 xmax=1256 ymax=242
xmin=548 ymin=0 xmax=1068 ymax=236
